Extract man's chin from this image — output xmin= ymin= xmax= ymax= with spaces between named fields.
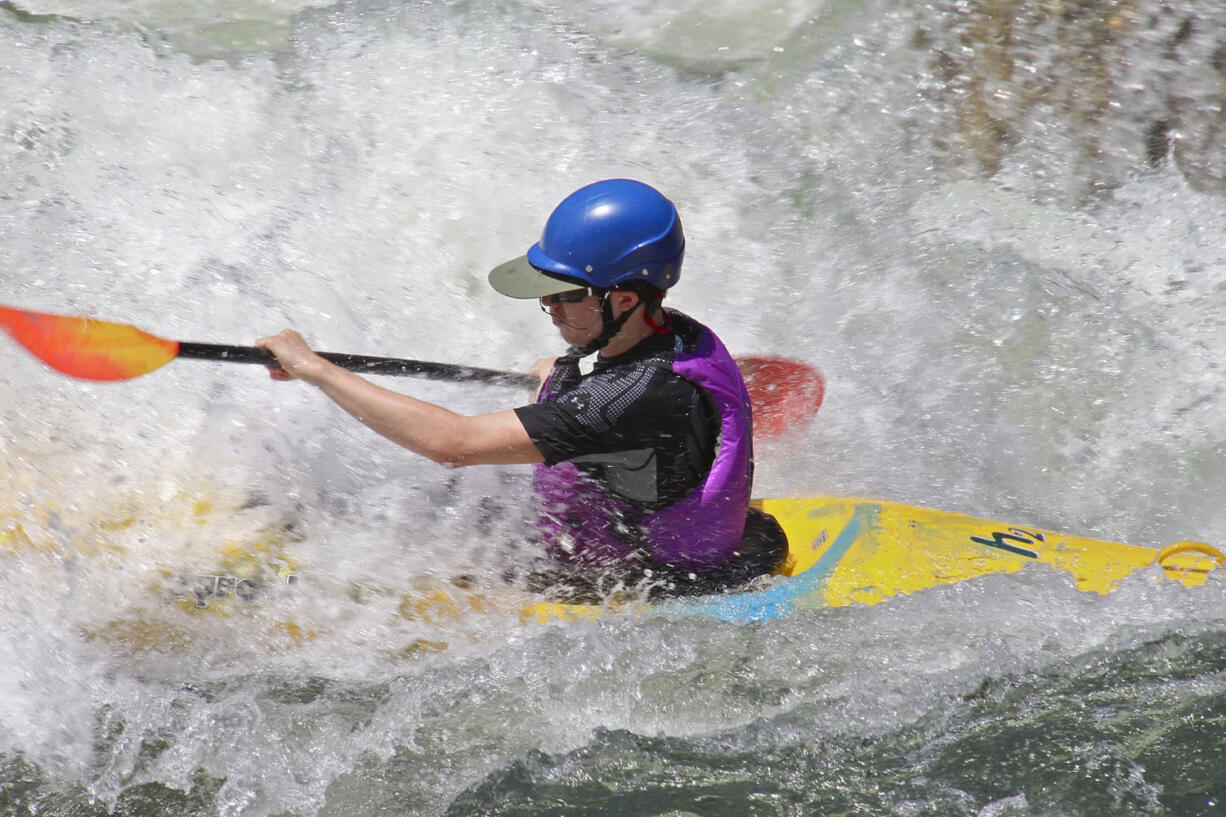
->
xmin=557 ymin=328 xmax=593 ymax=345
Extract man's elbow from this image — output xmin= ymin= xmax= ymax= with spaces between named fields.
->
xmin=414 ymin=429 xmax=489 ymax=468
xmin=418 ymin=439 xmax=531 ymax=468
xmin=403 ymin=414 xmax=537 ymax=467
xmin=415 ymin=437 xmax=472 ymax=468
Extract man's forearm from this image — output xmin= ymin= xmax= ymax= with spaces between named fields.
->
xmin=312 ymin=364 xmax=472 ymax=464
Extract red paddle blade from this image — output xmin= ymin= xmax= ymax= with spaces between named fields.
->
xmin=0 ymin=305 xmax=180 ymax=382
xmin=737 ymin=355 xmax=825 ymax=439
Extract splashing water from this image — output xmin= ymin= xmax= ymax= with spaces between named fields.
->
xmin=2 ymin=0 xmax=1225 ymax=814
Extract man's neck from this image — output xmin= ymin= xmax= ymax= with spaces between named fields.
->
xmin=599 ymin=310 xmax=665 ymax=359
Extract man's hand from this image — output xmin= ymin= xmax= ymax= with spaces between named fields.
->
xmin=255 ymin=329 xmax=333 ymax=385
xmin=528 ymin=356 xmax=558 ymax=388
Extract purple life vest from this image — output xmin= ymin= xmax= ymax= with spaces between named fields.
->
xmin=532 ymin=313 xmax=753 ymax=571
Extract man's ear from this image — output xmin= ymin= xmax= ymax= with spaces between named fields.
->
xmin=609 ymin=288 xmax=642 ymax=314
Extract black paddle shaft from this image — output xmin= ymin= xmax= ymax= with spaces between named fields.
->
xmin=176 ymin=342 xmax=537 ymax=388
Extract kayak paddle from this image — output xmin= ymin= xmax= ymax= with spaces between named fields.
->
xmin=0 ymin=304 xmax=824 ymax=435
xmin=0 ymin=304 xmax=535 ymax=387
xmin=737 ymin=355 xmax=826 ymax=439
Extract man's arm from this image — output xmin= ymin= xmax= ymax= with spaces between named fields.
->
xmin=257 ymin=329 xmax=544 ymax=467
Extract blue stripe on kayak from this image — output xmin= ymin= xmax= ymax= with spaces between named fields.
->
xmin=659 ymin=503 xmax=879 ymax=624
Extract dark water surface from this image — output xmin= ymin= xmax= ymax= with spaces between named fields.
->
xmin=3 ymin=0 xmax=1225 ymax=814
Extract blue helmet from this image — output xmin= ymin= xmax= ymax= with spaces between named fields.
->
xmin=489 ymin=179 xmax=685 ymax=298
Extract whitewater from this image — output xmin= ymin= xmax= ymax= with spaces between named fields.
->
xmin=2 ymin=0 xmax=1225 ymax=814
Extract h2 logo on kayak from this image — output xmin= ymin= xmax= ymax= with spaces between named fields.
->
xmin=970 ymin=528 xmax=1043 ymax=559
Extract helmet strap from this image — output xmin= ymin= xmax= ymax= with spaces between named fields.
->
xmin=569 ymin=290 xmax=643 ymax=358
xmin=641 ymin=290 xmax=671 ymax=335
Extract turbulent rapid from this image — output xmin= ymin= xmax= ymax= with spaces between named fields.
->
xmin=2 ymin=0 xmax=1224 ymax=815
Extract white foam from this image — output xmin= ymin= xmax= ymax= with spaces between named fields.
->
xmin=4 ymin=0 xmax=1226 ymax=812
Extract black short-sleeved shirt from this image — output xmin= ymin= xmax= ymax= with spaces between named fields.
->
xmin=514 ymin=317 xmax=718 ymax=511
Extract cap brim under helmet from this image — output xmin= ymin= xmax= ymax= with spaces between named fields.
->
xmin=487 ymin=254 xmax=591 ymax=299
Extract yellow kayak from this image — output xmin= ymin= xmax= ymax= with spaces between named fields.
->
xmin=525 ymin=495 xmax=1224 ymax=624
xmin=10 ymin=492 xmax=1219 ymax=651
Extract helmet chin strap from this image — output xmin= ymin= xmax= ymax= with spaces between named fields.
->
xmin=567 ymin=291 xmax=645 ymax=359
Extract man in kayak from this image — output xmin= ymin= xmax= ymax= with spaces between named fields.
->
xmin=258 ymin=179 xmax=786 ymax=600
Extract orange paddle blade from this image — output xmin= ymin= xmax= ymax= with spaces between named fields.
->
xmin=737 ymin=356 xmax=826 ymax=439
xmin=0 ymin=305 xmax=180 ymax=381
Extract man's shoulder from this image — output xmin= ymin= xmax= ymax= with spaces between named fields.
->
xmin=664 ymin=310 xmax=712 ymax=353
xmin=564 ymin=346 xmax=696 ymax=420
xmin=580 ymin=353 xmax=686 ymax=399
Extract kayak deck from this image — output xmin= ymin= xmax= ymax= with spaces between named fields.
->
xmin=25 ymin=492 xmax=1218 ymax=651
xmin=529 ymin=496 xmax=1224 ymax=624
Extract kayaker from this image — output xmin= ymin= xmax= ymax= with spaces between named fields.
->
xmin=257 ymin=179 xmax=787 ymax=600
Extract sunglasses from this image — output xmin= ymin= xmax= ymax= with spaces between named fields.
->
xmin=539 ymin=287 xmax=596 ymax=306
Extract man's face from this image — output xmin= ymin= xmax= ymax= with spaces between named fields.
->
xmin=539 ymin=288 xmax=643 ymax=346
xmin=539 ymin=288 xmax=603 ymax=346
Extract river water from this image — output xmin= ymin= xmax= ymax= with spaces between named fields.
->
xmin=2 ymin=0 xmax=1224 ymax=814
